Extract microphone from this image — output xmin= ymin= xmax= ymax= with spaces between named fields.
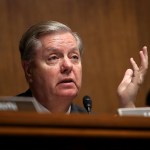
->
xmin=83 ymin=95 xmax=92 ymax=114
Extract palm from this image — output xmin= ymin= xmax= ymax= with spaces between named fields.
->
xmin=117 ymin=46 xmax=148 ymax=108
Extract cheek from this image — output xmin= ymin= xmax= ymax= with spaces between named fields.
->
xmin=76 ymin=66 xmax=82 ymax=84
xmin=32 ymin=65 xmax=59 ymax=84
xmin=41 ymin=68 xmax=59 ymax=83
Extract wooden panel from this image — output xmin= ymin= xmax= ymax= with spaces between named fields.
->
xmin=0 ymin=0 xmax=149 ymax=113
xmin=1 ymin=112 xmax=150 ymax=136
xmin=0 ymin=112 xmax=150 ymax=149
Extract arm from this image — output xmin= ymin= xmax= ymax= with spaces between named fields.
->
xmin=117 ymin=46 xmax=148 ymax=108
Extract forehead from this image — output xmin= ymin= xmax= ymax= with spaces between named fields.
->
xmin=39 ymin=32 xmax=77 ymax=48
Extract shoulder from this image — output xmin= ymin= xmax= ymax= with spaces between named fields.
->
xmin=70 ymin=103 xmax=87 ymax=113
xmin=16 ymin=89 xmax=32 ymax=97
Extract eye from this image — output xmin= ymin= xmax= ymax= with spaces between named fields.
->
xmin=72 ymin=54 xmax=79 ymax=60
xmin=47 ymin=54 xmax=59 ymax=64
xmin=70 ymin=53 xmax=81 ymax=63
xmin=48 ymin=55 xmax=58 ymax=60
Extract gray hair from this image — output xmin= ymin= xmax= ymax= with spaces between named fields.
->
xmin=19 ymin=21 xmax=83 ymax=61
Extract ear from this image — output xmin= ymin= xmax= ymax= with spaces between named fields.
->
xmin=22 ymin=61 xmax=33 ymax=83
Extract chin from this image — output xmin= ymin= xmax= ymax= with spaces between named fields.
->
xmin=59 ymin=91 xmax=78 ymax=98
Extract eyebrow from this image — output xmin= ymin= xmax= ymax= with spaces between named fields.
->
xmin=45 ymin=47 xmax=79 ymax=52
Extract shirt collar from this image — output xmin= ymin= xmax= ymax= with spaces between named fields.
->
xmin=32 ymin=97 xmax=71 ymax=114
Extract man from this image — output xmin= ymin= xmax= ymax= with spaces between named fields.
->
xmin=17 ymin=20 xmax=148 ymax=113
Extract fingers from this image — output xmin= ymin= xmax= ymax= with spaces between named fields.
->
xmin=130 ymin=46 xmax=148 ymax=73
xmin=139 ymin=46 xmax=148 ymax=69
xmin=142 ymin=46 xmax=148 ymax=58
xmin=117 ymin=69 xmax=134 ymax=95
xmin=130 ymin=57 xmax=139 ymax=72
xmin=130 ymin=46 xmax=148 ymax=85
xmin=120 ymin=69 xmax=133 ymax=84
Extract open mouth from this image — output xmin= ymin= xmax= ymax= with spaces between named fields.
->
xmin=59 ymin=79 xmax=74 ymax=84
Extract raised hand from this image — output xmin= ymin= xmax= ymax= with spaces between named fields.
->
xmin=117 ymin=46 xmax=148 ymax=108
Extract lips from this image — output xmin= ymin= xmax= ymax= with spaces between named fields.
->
xmin=57 ymin=78 xmax=78 ymax=89
xmin=58 ymin=78 xmax=74 ymax=84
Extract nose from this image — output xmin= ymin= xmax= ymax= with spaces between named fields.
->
xmin=60 ymin=57 xmax=73 ymax=74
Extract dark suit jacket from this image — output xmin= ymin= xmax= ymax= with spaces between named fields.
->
xmin=17 ymin=89 xmax=87 ymax=113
